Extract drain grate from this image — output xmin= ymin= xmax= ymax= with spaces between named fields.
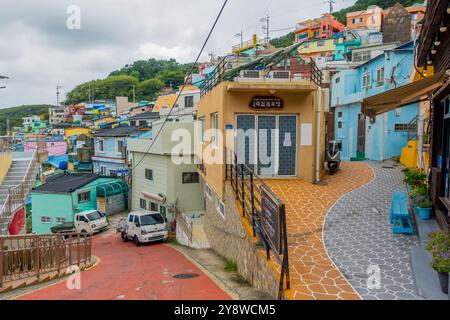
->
xmin=173 ymin=273 xmax=200 ymax=279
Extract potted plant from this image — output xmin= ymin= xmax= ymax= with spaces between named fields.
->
xmin=409 ymin=184 xmax=428 ymax=203
xmin=426 ymin=231 xmax=450 ymax=294
xmin=415 ymin=198 xmax=432 ymax=220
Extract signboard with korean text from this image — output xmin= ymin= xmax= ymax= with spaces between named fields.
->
xmin=249 ymin=96 xmax=283 ymax=109
xmin=260 ymin=185 xmax=282 ymax=253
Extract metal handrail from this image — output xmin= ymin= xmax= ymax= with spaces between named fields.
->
xmin=175 ymin=207 xmax=193 ymax=243
xmin=0 ymin=233 xmax=92 ymax=288
xmin=225 ymin=148 xmax=290 ymax=299
xmin=0 ymin=149 xmax=39 ymax=235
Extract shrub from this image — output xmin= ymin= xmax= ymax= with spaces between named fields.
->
xmin=224 ymin=259 xmax=238 ymax=272
xmin=403 ymin=168 xmax=427 ymax=187
xmin=409 ymin=184 xmax=428 ymax=201
xmin=416 ymin=198 xmax=432 ymax=209
xmin=426 ymin=230 xmax=450 ymax=273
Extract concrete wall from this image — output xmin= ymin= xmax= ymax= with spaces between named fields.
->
xmin=31 ymin=193 xmax=73 ymax=234
xmin=0 ymin=153 xmax=12 ymax=184
xmin=203 ymin=184 xmax=280 ymax=298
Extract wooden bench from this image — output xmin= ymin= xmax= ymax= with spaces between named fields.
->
xmin=390 ymin=191 xmax=413 ymax=234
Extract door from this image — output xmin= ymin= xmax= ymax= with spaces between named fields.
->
xmin=257 ymin=116 xmax=277 ymax=176
xmin=357 ymin=113 xmax=366 ymax=156
xmin=236 ymin=115 xmax=256 ymax=170
xmin=278 ymin=116 xmax=297 ymax=176
xmin=127 ymin=214 xmax=135 ymax=237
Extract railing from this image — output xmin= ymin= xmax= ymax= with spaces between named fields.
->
xmin=0 ymin=233 xmax=92 ymax=288
xmin=196 ymin=156 xmax=206 ymax=176
xmin=407 ymin=115 xmax=419 ymax=141
xmin=175 ymin=207 xmax=193 ymax=243
xmin=200 ymin=57 xmax=323 ymax=97
xmin=0 ymin=150 xmax=39 ymax=235
xmin=225 ymin=149 xmax=290 ymax=299
xmin=232 ymin=38 xmax=266 ymax=53
xmin=0 ymin=136 xmax=12 ymax=154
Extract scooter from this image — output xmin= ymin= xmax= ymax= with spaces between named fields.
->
xmin=327 ymin=140 xmax=342 ymax=175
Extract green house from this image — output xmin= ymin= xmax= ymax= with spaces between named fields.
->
xmin=31 ymin=173 xmax=128 ymax=234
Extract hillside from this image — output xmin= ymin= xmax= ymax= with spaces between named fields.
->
xmin=270 ymin=0 xmax=425 ymax=46
xmin=65 ymin=59 xmax=194 ymax=105
xmin=0 ymin=105 xmax=50 ymax=135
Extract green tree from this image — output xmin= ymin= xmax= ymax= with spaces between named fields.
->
xmin=137 ymin=78 xmax=164 ymax=101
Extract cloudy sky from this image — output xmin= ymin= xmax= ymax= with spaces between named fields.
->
xmin=0 ymin=0 xmax=355 ymax=108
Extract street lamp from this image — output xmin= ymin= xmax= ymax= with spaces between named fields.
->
xmin=260 ymin=15 xmax=270 ymax=43
xmin=234 ymin=31 xmax=243 ymax=49
xmin=0 ymin=75 xmax=8 ymax=89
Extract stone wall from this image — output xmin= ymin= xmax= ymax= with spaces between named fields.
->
xmin=203 ymin=184 xmax=280 ymax=298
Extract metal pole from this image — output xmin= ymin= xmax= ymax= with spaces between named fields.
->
xmin=250 ymin=172 xmax=256 ymax=237
xmin=0 ymin=237 xmax=3 ymax=288
xmin=241 ymin=164 xmax=245 ymax=217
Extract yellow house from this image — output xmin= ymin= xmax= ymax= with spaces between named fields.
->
xmin=297 ymin=37 xmax=343 ymax=58
xmin=197 ymin=78 xmax=326 ymax=200
xmin=153 ymin=94 xmax=178 ymax=112
xmin=65 ymin=126 xmax=92 ymax=140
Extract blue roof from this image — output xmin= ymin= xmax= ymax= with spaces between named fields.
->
xmin=47 ymin=154 xmax=68 ymax=168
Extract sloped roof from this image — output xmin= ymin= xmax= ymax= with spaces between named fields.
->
xmin=153 ymin=94 xmax=178 ymax=112
xmin=33 ymin=173 xmax=100 ymax=193
xmin=128 ymin=111 xmax=160 ymax=121
xmin=92 ymin=125 xmax=141 ymax=137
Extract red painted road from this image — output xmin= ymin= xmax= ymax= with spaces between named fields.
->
xmin=18 ymin=232 xmax=231 ymax=300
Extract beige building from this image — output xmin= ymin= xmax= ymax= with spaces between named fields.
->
xmin=127 ymin=122 xmax=204 ymax=223
xmin=197 ymin=74 xmax=326 ymax=201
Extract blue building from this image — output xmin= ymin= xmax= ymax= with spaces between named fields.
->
xmin=331 ymin=42 xmax=419 ymax=161
xmin=92 ymin=125 xmax=141 ymax=177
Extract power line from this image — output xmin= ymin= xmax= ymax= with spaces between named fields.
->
xmin=128 ymin=0 xmax=229 ymax=174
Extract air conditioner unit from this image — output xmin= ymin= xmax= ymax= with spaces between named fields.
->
xmin=239 ymin=70 xmax=261 ymax=79
xmin=268 ymin=70 xmax=291 ymax=81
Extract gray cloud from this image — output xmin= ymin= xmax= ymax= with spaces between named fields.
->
xmin=0 ymin=0 xmax=355 ymax=108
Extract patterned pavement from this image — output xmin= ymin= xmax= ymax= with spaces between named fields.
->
xmin=265 ymin=162 xmax=374 ymax=300
xmin=323 ymin=161 xmax=422 ymax=300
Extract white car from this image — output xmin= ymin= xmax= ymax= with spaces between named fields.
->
xmin=75 ymin=210 xmax=109 ymax=234
xmin=120 ymin=211 xmax=169 ymax=246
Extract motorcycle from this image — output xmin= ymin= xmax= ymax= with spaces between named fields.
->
xmin=326 ymin=140 xmax=342 ymax=175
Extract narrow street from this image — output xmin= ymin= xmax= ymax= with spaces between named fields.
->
xmin=14 ymin=229 xmax=231 ymax=300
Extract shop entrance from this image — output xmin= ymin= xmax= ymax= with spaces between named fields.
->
xmin=235 ymin=114 xmax=297 ymax=177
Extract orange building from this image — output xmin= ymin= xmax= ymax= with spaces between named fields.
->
xmin=294 ymin=14 xmax=345 ymax=43
xmin=346 ymin=5 xmax=383 ymax=31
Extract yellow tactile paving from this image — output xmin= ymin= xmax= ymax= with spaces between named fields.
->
xmin=264 ymin=162 xmax=374 ymax=300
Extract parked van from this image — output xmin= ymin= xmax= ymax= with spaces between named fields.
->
xmin=118 ymin=211 xmax=168 ymax=246
xmin=51 ymin=210 xmax=109 ymax=235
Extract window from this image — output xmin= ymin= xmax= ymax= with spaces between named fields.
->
xmin=338 ymin=121 xmax=343 ymax=129
xmin=100 ymin=165 xmax=107 ymax=176
xmin=145 ymin=169 xmax=153 ymax=180
xmin=128 ymin=214 xmax=134 ymax=222
xmin=362 ymin=72 xmax=371 ymax=89
xmin=160 ymin=206 xmax=166 ymax=216
xmin=376 ymin=67 xmax=385 ymax=84
xmin=56 ymin=217 xmax=66 ymax=224
xmin=98 ymin=139 xmax=105 ymax=152
xmin=41 ymin=216 xmax=51 ymax=224
xmin=338 ymin=112 xmax=343 ymax=118
xmin=335 ymin=77 xmax=340 ymax=84
xmin=352 ymin=17 xmax=363 ymax=23
xmin=394 ymin=123 xmax=415 ymax=132
xmin=117 ymin=139 xmax=125 ymax=155
xmin=211 ymin=113 xmax=218 ymax=146
xmin=205 ymin=184 xmax=212 ymax=200
xmin=78 ymin=191 xmax=90 ymax=203
xmin=199 ymin=117 xmax=206 ymax=143
xmin=215 ymin=198 xmax=225 ymax=217
xmin=109 ymin=169 xmax=117 ymax=177
xmin=182 ymin=172 xmax=200 ymax=184
xmin=185 ymin=96 xmax=194 ymax=108
xmin=353 ymin=50 xmax=371 ymax=62
xmin=140 ymin=198 xmax=147 ymax=209
xmin=150 ymin=202 xmax=158 ymax=211
xmin=317 ymin=40 xmax=325 ymax=47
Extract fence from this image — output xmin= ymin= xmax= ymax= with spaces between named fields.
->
xmin=0 ymin=150 xmax=39 ymax=235
xmin=225 ymin=149 xmax=290 ymax=299
xmin=0 ymin=233 xmax=92 ymax=288
xmin=175 ymin=207 xmax=193 ymax=244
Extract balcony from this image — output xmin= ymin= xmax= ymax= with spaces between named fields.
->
xmin=232 ymin=38 xmax=266 ymax=53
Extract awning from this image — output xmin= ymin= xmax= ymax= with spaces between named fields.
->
xmin=362 ymin=73 xmax=445 ymax=119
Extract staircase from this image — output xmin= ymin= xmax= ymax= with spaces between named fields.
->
xmin=0 ymin=152 xmax=38 ymax=235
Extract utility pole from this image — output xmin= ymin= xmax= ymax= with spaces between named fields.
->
xmin=56 ymin=84 xmax=62 ymax=106
xmin=132 ymin=84 xmax=136 ymax=103
xmin=6 ymin=119 xmax=10 ymax=137
xmin=208 ymin=51 xmax=215 ymax=63
xmin=261 ymin=15 xmax=270 ymax=44
xmin=88 ymin=82 xmax=91 ymax=103
xmin=324 ymin=0 xmax=335 ymax=38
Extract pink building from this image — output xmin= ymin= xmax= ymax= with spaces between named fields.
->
xmin=24 ymin=140 xmax=67 ymax=156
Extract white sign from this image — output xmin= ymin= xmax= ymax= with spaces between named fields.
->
xmin=300 ymin=123 xmax=313 ymax=146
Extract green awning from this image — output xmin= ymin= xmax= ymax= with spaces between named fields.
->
xmin=97 ymin=181 xmax=129 ymax=197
